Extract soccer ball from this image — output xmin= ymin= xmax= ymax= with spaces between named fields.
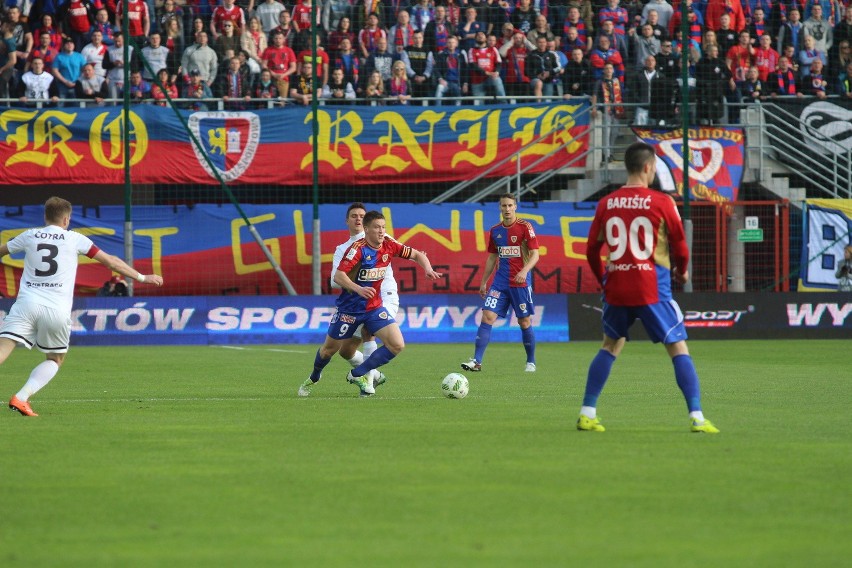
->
xmin=441 ymin=373 xmax=469 ymax=399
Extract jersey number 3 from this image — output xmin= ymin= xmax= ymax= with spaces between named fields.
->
xmin=35 ymin=244 xmax=60 ymax=277
xmin=605 ymin=216 xmax=653 ymax=261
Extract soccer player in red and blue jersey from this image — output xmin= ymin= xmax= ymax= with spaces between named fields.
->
xmin=461 ymin=193 xmax=540 ymax=373
xmin=577 ymin=142 xmax=719 ymax=433
xmin=301 ymin=210 xmax=442 ymax=397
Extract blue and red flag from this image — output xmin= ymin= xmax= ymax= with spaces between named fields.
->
xmin=0 ymin=102 xmax=590 ymax=186
xmin=631 ymin=126 xmax=746 ymax=205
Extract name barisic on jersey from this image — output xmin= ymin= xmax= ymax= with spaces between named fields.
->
xmin=607 ymin=196 xmax=651 ymax=210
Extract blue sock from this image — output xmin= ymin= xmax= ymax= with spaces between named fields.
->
xmin=673 ymin=354 xmax=702 ymax=412
xmin=582 ymin=349 xmax=616 ymax=407
xmin=310 ymin=350 xmax=332 ymax=382
xmin=521 ymin=326 xmax=536 ymax=363
xmin=473 ymin=322 xmax=492 ymax=363
xmin=353 ymin=345 xmax=396 ymax=377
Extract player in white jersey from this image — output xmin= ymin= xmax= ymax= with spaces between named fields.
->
xmin=298 ymin=202 xmax=400 ymax=397
xmin=0 ymin=197 xmax=164 ymax=417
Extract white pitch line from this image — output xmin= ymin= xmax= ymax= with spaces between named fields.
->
xmin=51 ymin=395 xmax=446 ymax=403
xmin=213 ymin=345 xmax=309 ymax=354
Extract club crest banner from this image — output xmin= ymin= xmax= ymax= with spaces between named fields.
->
xmin=0 ymin=102 xmax=589 ymax=186
xmin=631 ymin=126 xmax=745 ymax=205
xmin=799 ymin=199 xmax=852 ymax=291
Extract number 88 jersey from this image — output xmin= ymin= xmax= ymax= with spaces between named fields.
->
xmin=586 ymin=185 xmax=689 ymax=306
xmin=7 ymin=226 xmax=98 ymax=313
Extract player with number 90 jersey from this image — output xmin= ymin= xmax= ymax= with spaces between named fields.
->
xmin=586 ymin=185 xmax=689 ymax=306
xmin=335 ymin=235 xmax=412 ymax=313
xmin=487 ymin=218 xmax=539 ymax=288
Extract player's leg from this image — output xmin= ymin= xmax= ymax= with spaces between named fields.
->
xmin=640 ymin=301 xmax=719 ymax=433
xmin=577 ymin=303 xmax=630 ymax=432
xmin=0 ymin=337 xmax=17 ymax=366
xmin=339 ymin=327 xmax=365 ymax=368
xmin=298 ymin=312 xmax=355 ymax=396
xmin=362 ymin=292 xmax=399 ymax=360
xmin=462 ymin=290 xmax=507 ymax=371
xmin=346 ymin=308 xmax=399 ymax=396
xmin=360 ymin=329 xmax=378 ymax=359
xmin=2 ymin=303 xmax=42 ymax=416
xmin=510 ymin=286 xmax=536 ymax=371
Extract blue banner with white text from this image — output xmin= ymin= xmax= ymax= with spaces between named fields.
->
xmin=0 ymin=295 xmax=569 ymax=346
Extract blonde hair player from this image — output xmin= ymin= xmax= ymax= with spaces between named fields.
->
xmin=0 ymin=197 xmax=164 ymax=416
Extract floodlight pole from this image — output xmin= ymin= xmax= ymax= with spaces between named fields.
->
xmin=310 ymin=1 xmax=321 ymax=295
xmin=122 ymin=5 xmax=134 ymax=295
xmin=680 ymin=0 xmax=693 ymax=292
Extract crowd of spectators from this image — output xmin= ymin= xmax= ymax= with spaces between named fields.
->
xmin=1 ymin=0 xmax=851 ymax=112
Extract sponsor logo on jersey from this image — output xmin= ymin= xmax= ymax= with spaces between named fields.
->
xmin=366 ymin=255 xmax=373 ymax=260
xmin=339 ymin=314 xmax=356 ymax=324
xmin=498 ymin=245 xmax=521 ymax=258
xmin=358 ymin=267 xmax=387 ymax=281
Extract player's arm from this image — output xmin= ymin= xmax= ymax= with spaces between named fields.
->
xmin=585 ymin=210 xmax=606 ymax=286
xmin=408 ymin=248 xmax=443 ymax=280
xmin=0 ymin=243 xmax=9 ymax=258
xmin=662 ymin=196 xmax=690 ymax=283
xmin=479 ymin=252 xmax=498 ymax=298
xmin=330 ymin=244 xmax=346 ymax=289
xmin=92 ymin=250 xmax=163 ymax=286
xmin=333 ymin=268 xmax=375 ymax=299
xmin=514 ymin=248 xmax=540 ymax=285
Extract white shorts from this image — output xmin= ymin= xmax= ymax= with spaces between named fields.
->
xmin=0 ymin=301 xmax=71 ymax=353
xmin=354 ymin=290 xmax=400 ymax=339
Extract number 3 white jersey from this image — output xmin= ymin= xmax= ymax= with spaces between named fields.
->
xmin=7 ymin=226 xmax=98 ymax=313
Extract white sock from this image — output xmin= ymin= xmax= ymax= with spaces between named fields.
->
xmin=580 ymin=406 xmax=596 ymax=419
xmin=689 ymin=411 xmax=705 ymax=422
xmin=362 ymin=341 xmax=378 ymax=358
xmin=16 ymin=360 xmax=60 ymax=402
xmin=347 ymin=351 xmax=364 ymax=367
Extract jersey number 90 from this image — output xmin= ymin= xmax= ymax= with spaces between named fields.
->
xmin=605 ymin=216 xmax=653 ymax=261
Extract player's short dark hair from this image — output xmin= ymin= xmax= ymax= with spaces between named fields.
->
xmin=346 ymin=202 xmax=366 ymax=217
xmin=498 ymin=193 xmax=517 ymax=204
xmin=44 ymin=197 xmax=72 ymax=223
xmin=624 ymin=142 xmax=656 ymax=175
xmin=363 ymin=211 xmax=385 ymax=226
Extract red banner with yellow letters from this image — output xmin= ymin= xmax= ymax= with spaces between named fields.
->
xmin=0 ymin=102 xmax=589 ymax=185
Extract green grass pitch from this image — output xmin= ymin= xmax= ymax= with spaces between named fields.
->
xmin=1 ymin=340 xmax=850 ymax=567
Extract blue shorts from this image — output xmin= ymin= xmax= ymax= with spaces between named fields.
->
xmin=326 ymin=307 xmax=395 ymax=340
xmin=482 ymin=285 xmax=535 ymax=319
xmin=601 ymin=299 xmax=688 ymax=344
